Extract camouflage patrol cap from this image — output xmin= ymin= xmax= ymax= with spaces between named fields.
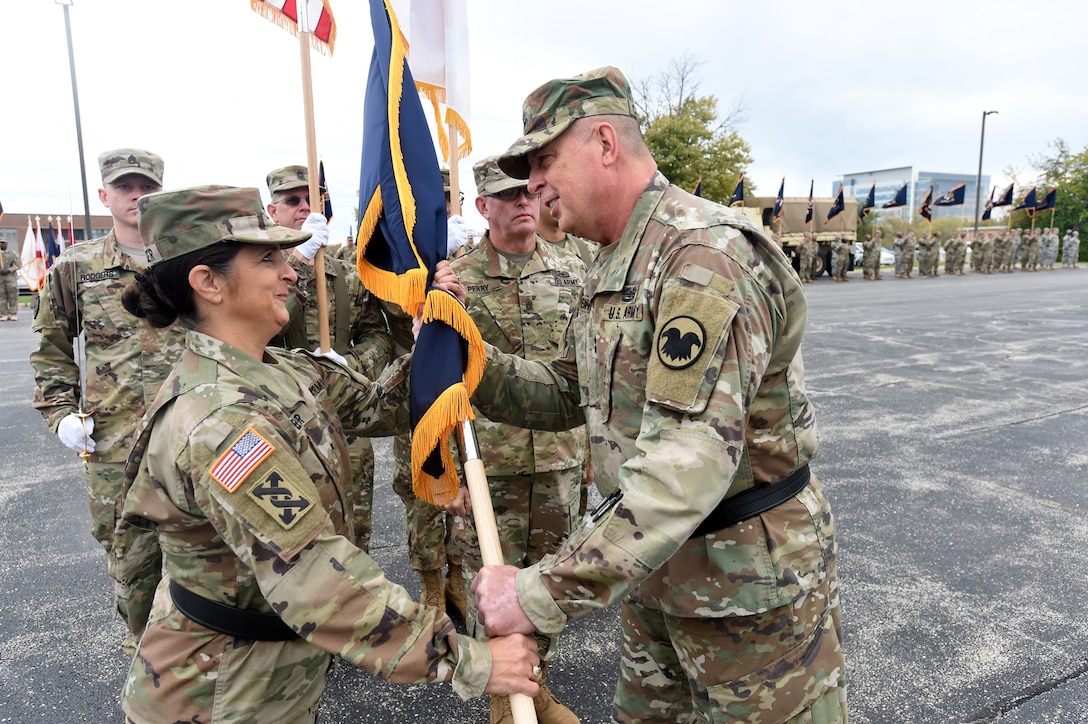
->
xmin=441 ymin=167 xmax=451 ymax=191
xmin=99 ymin=148 xmax=164 ymax=186
xmin=266 ymin=165 xmax=309 ymax=195
xmin=137 ymin=185 xmax=310 ymax=267
xmin=473 ymin=155 xmax=526 ymax=197
xmin=497 ymin=66 xmax=635 ymax=179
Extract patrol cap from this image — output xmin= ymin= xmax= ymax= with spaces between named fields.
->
xmin=99 ymin=148 xmax=164 ymax=186
xmin=497 ymin=66 xmax=635 ymax=180
xmin=266 ymin=165 xmax=309 ymax=195
xmin=441 ymin=167 xmax=451 ymax=191
xmin=138 ymin=185 xmax=310 ymax=267
xmin=473 ymin=155 xmax=526 ymax=197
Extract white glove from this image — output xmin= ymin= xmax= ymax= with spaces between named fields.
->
xmin=296 ymin=213 xmax=330 ymax=260
xmin=313 ymin=347 xmax=348 ymax=367
xmin=58 ymin=413 xmax=96 ymax=454
xmin=446 ymin=215 xmax=468 ymax=258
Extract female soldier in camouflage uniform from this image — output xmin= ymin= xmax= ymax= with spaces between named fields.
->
xmin=117 ymin=185 xmax=539 ymax=723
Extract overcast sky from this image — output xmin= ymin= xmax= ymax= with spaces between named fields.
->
xmin=3 ymin=0 xmax=1086 ymax=242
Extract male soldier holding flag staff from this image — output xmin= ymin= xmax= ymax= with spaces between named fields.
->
xmin=471 ymin=67 xmax=847 ymax=722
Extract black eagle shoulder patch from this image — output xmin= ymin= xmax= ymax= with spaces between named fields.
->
xmin=657 ymin=316 xmax=705 ymax=370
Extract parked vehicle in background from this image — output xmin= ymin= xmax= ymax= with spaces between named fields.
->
xmin=740 ymin=196 xmax=858 ymax=276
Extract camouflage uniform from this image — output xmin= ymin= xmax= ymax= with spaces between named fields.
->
xmin=31 ymin=222 xmax=186 ymax=646
xmin=1041 ymin=229 xmax=1059 ymax=269
xmin=992 ymin=231 xmax=1011 ymax=272
xmin=901 ymin=231 xmax=916 ymax=277
xmin=271 ymin=252 xmax=391 ymax=550
xmin=120 ymin=331 xmax=494 ymax=722
xmin=917 ymin=233 xmax=937 ymax=276
xmin=891 ymin=232 xmax=905 ymax=276
xmin=548 ymin=232 xmax=598 ymax=270
xmin=0 ymin=243 xmax=19 ymax=319
xmin=831 ymin=237 xmax=850 ymax=281
xmin=798 ymin=234 xmax=816 ymax=283
xmin=450 ymin=228 xmax=588 ymax=641
xmin=946 ymin=233 xmax=967 ymax=275
xmin=978 ymin=233 xmax=995 ymax=273
xmin=1023 ymin=229 xmax=1041 ymax=270
xmin=476 ymin=170 xmax=845 ymax=722
xmin=1063 ymin=230 xmax=1080 ymax=267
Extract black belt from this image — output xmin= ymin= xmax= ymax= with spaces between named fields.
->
xmin=690 ymin=464 xmax=811 ymax=539
xmin=169 ymin=579 xmax=299 ymax=641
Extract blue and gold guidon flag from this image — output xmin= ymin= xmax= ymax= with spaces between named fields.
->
xmin=357 ymin=0 xmax=484 ymax=504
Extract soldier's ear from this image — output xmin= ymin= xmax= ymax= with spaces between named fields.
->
xmin=189 ymin=265 xmax=224 ymax=305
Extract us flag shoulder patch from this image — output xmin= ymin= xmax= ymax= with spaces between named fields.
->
xmin=210 ymin=427 xmax=275 ymax=492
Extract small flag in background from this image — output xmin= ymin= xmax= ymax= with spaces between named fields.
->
xmin=919 ymin=186 xmax=933 ymax=222
xmin=45 ymin=218 xmax=60 ymax=267
xmin=882 ymin=183 xmax=908 ymax=209
xmin=728 ymin=174 xmax=744 ymax=206
xmin=251 ymin=0 xmax=337 ymax=55
xmin=992 ymin=183 xmax=1014 ymax=208
xmin=318 ymin=160 xmax=333 ymax=222
xmin=805 ymin=179 xmax=814 ymax=225
xmin=773 ymin=178 xmax=785 ymax=223
xmin=933 ymin=182 xmax=966 ymax=206
xmin=859 ymin=182 xmax=875 ymax=220
xmin=1014 ymin=187 xmax=1037 ymax=217
xmin=981 ymin=186 xmax=996 ymax=221
xmin=826 ymin=183 xmax=845 ymax=223
xmin=1035 ymin=186 xmax=1057 ymax=212
xmin=692 ymin=178 xmax=702 ymax=197
xmin=20 ymin=218 xmax=46 ymax=292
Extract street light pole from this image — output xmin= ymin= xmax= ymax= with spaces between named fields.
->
xmin=56 ymin=0 xmax=94 ymax=242
xmin=973 ymin=110 xmax=998 ymax=240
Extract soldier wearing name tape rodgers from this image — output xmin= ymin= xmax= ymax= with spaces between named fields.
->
xmin=115 ymin=185 xmax=540 ymax=722
xmin=30 ymin=148 xmax=184 ymax=654
xmin=452 ymin=155 xmax=589 ymax=724
xmin=469 ymin=67 xmax=846 ymax=723
xmin=264 ymin=165 xmax=392 ymax=551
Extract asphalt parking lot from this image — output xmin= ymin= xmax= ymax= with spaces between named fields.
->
xmin=1 ymin=266 xmax=1086 ymax=723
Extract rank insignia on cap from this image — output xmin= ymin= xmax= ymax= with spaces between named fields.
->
xmin=210 ymin=427 xmax=275 ymax=492
xmin=657 ymin=315 xmax=705 ymax=370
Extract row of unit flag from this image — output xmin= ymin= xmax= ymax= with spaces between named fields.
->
xmin=19 ymin=215 xmax=73 ymax=292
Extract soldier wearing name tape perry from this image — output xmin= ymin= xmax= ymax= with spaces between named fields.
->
xmin=469 ymin=67 xmax=846 ymax=723
xmin=30 ymin=148 xmax=184 ymax=653
xmin=264 ymin=165 xmax=392 ymax=550
xmin=116 ymin=185 xmax=540 ymax=722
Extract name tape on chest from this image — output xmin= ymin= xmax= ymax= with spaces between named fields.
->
xmin=210 ymin=427 xmax=275 ymax=492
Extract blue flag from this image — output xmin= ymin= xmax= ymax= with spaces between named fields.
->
xmin=992 ymin=183 xmax=1014 ymax=207
xmin=773 ymin=178 xmax=784 ymax=223
xmin=981 ymin=186 xmax=995 ymax=221
xmin=1035 ymin=186 xmax=1057 ymax=212
xmin=804 ymin=179 xmax=814 ymax=225
xmin=882 ymin=183 xmax=908 ymax=209
xmin=357 ymin=0 xmax=484 ymax=504
xmin=1013 ymin=187 xmax=1037 ymax=218
xmin=318 ymin=160 xmax=333 ymax=222
xmin=933 ymin=182 xmax=966 ymax=207
xmin=919 ymin=186 xmax=933 ymax=222
xmin=859 ymin=183 xmax=875 ymax=220
xmin=729 ymin=174 xmax=744 ymax=206
xmin=826 ymin=184 xmax=844 ymax=223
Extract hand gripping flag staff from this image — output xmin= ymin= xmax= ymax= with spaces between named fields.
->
xmin=252 ymin=0 xmax=336 ymax=351
xmin=356 ymin=5 xmax=534 ymax=720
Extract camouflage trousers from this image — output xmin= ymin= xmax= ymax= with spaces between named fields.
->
xmin=948 ymin=250 xmax=966 ymax=274
xmin=87 ymin=461 xmax=161 ymax=650
xmin=614 ymin=576 xmax=847 ymax=723
xmin=798 ymin=247 xmax=815 ymax=282
xmin=1063 ymin=240 xmax=1080 ymax=266
xmin=345 ymin=435 xmax=375 ymax=551
xmin=460 ymin=466 xmax=582 ymax=658
xmin=862 ymin=253 xmax=880 ymax=279
xmin=392 ymin=433 xmax=463 ymax=571
xmin=0 ymin=276 xmax=17 ymax=316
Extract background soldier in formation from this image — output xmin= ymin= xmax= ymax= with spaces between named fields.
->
xmin=861 ymin=233 xmax=882 ymax=280
xmin=0 ymin=239 xmax=18 ymax=320
xmin=831 ymin=235 xmax=850 ymax=281
xmin=1022 ymin=228 xmax=1041 ymax=271
xmin=946 ymin=232 xmax=967 ymax=275
xmin=265 ymin=165 xmax=392 ymax=550
xmin=30 ymin=149 xmax=183 ymax=655
xmin=977 ymin=231 xmax=995 ymax=274
xmin=1063 ymin=229 xmax=1080 ymax=268
xmin=1041 ymin=227 xmax=1060 ymax=269
xmin=799 ymin=231 xmax=816 ymax=283
xmin=916 ymin=231 xmax=937 ymax=276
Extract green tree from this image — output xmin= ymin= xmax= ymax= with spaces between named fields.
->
xmin=632 ymin=56 xmax=752 ymax=205
xmin=1028 ymin=139 xmax=1088 ymax=236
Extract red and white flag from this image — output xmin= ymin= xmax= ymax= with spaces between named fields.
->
xmin=19 ymin=217 xmax=46 ymax=292
xmin=251 ymin=0 xmax=336 ymax=55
